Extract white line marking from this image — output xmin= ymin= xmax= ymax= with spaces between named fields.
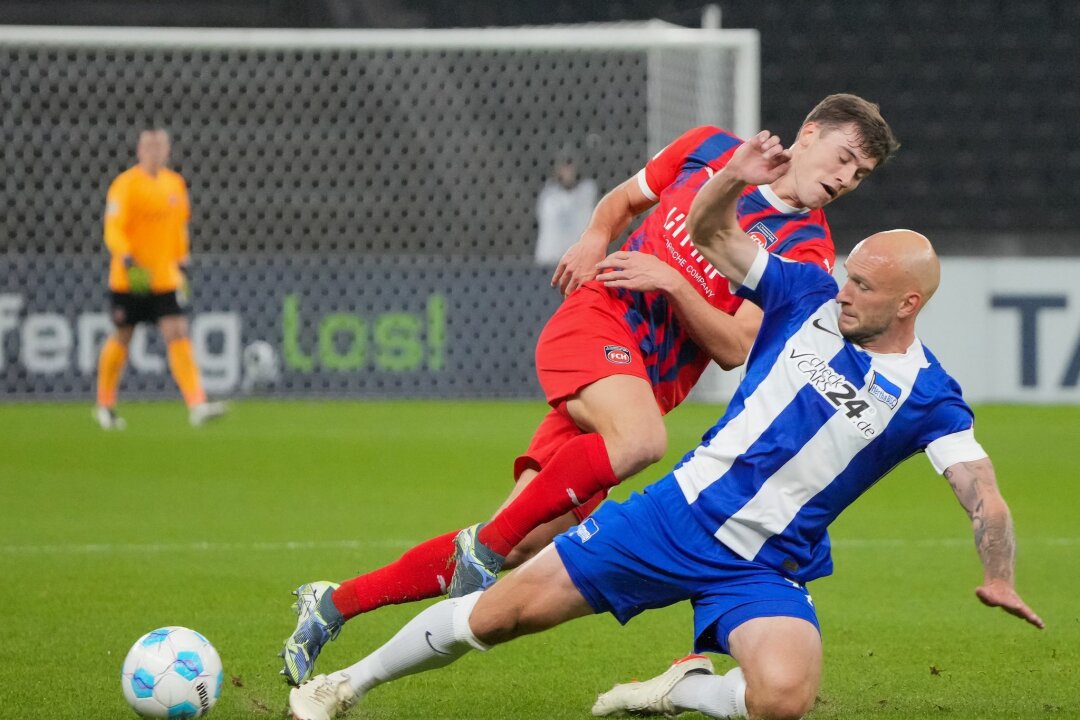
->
xmin=0 ymin=539 xmax=416 ymax=556
xmin=833 ymin=537 xmax=1080 ymax=549
xmin=1 ymin=537 xmax=1077 ymax=556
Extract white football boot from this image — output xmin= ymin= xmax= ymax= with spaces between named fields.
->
xmin=289 ymin=674 xmax=357 ymax=720
xmin=189 ymin=401 xmax=228 ymax=427
xmin=592 ymin=654 xmax=715 ymax=716
xmin=94 ymin=405 xmax=127 ymax=430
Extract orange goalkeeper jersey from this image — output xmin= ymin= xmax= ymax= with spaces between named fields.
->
xmin=104 ymin=165 xmax=191 ymax=293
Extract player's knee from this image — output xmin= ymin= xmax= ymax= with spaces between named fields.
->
xmin=759 ymin=695 xmax=814 ymax=720
xmin=746 ymin=670 xmax=816 ymax=720
xmin=608 ymin=423 xmax=667 ymax=474
xmin=638 ymin=429 xmax=668 ymax=467
xmin=160 ymin=323 xmax=186 ymax=343
xmin=468 ymin=612 xmax=510 ymax=645
xmin=467 ymin=601 xmax=526 ymax=646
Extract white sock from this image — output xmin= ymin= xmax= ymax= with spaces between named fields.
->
xmin=331 ymin=591 xmax=490 ymax=696
xmin=668 ymin=666 xmax=748 ymax=718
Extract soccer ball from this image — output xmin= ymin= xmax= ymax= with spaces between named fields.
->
xmin=240 ymin=339 xmax=281 ymax=392
xmin=121 ymin=626 xmax=223 ymax=718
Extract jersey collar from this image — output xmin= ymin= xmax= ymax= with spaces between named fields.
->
xmin=759 ymin=184 xmax=809 ymax=215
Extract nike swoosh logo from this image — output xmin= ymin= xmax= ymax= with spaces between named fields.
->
xmin=425 ymin=631 xmax=450 ymax=656
xmin=812 ymin=318 xmax=841 ymax=338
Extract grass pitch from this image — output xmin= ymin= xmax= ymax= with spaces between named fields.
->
xmin=0 ymin=400 xmax=1076 ymax=719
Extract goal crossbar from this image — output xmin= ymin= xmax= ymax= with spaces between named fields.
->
xmin=0 ymin=25 xmax=758 ymax=51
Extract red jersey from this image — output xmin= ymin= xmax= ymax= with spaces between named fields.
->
xmin=614 ymin=126 xmax=835 ymax=411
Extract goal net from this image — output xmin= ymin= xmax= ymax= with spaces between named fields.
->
xmin=0 ymin=25 xmax=759 ymax=399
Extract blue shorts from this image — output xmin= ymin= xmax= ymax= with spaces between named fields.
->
xmin=553 ymin=475 xmax=820 ymax=655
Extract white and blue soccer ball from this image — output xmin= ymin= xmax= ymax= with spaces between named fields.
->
xmin=121 ymin=626 xmax=223 ymax=718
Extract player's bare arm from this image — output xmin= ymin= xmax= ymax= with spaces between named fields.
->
xmin=688 ymin=131 xmax=792 ymax=284
xmin=944 ymin=458 xmax=1045 ymax=629
xmin=596 ymin=250 xmax=761 ymax=369
xmin=553 ymin=175 xmax=657 ymax=296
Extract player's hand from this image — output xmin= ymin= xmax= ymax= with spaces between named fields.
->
xmin=595 ymin=251 xmax=680 ymax=294
xmin=178 ymin=272 xmax=191 ymax=306
xmin=726 ymin=130 xmax=792 ymax=186
xmin=975 ymin=579 xmax=1044 ymax=629
xmin=123 ymin=258 xmax=152 ymax=295
xmin=551 ymin=230 xmax=609 ymax=296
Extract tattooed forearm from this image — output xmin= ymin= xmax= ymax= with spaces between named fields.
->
xmin=945 ymin=466 xmax=977 ymax=511
xmin=973 ymin=501 xmax=1016 ymax=583
xmin=946 ymin=461 xmax=1016 ymax=584
xmin=971 ymin=497 xmax=986 ymax=546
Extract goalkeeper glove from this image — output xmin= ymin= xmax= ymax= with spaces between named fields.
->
xmin=123 ymin=258 xmax=151 ymax=295
xmin=178 ymin=272 xmax=191 ymax=306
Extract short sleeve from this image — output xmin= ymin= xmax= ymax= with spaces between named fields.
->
xmin=915 ymin=382 xmax=985 ymax=474
xmin=735 ymin=249 xmax=837 ymax=314
xmin=925 ymin=428 xmax=988 ymax=474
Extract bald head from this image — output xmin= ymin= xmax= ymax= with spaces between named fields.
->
xmin=837 ymin=230 xmax=940 ymax=351
xmin=849 ymin=229 xmax=940 ymax=305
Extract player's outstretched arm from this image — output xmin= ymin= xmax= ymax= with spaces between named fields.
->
xmin=552 ymin=176 xmax=657 ymax=296
xmin=687 ymin=131 xmax=791 ymax=286
xmin=944 ymin=458 xmax=1045 ymax=629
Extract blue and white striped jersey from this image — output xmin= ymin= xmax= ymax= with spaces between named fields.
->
xmin=666 ymin=248 xmax=987 ymax=583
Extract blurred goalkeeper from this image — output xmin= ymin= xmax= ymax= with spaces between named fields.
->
xmin=94 ymin=127 xmax=226 ymax=429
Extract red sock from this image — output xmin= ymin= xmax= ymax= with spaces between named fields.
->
xmin=478 ymin=433 xmax=617 ymax=557
xmin=330 ymin=531 xmax=457 ymax=620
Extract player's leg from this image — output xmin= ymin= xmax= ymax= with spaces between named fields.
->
xmin=282 ymin=441 xmax=580 ymax=684
xmin=280 ymin=471 xmax=576 ymax=685
xmin=280 ymin=529 xmax=460 ymax=685
xmin=727 ymin=617 xmax=821 ymax=720
xmin=288 ymin=545 xmax=593 ymax=720
xmin=95 ymin=322 xmax=134 ymax=430
xmin=503 ymin=468 xmax=607 ymax=570
xmin=158 ymin=306 xmax=225 ymax=426
xmin=96 ymin=291 xmax=142 ymax=429
xmin=286 ymin=424 xmax=574 ymax=612
xmin=565 ymin=373 xmax=669 ymax=475
xmin=285 ymin=292 xmax=644 ymax=680
xmin=449 ymin=286 xmax=667 ymax=590
xmin=596 ymin=618 xmax=820 ymax=719
xmin=457 ymin=374 xmax=664 ymax=592
xmin=282 ymin=411 xmax=577 ymax=684
xmin=290 ymin=472 xmax=703 ymax=719
xmin=158 ymin=311 xmax=201 ymax=406
xmin=590 ymin=479 xmax=822 ymax=720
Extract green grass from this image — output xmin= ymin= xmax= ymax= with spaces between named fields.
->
xmin=0 ymin=401 xmax=1076 ymax=719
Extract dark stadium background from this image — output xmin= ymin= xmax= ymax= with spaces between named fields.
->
xmin=3 ymin=0 xmax=1076 ymax=256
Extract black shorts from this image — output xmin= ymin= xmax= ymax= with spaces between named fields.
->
xmin=109 ymin=291 xmax=186 ymax=327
